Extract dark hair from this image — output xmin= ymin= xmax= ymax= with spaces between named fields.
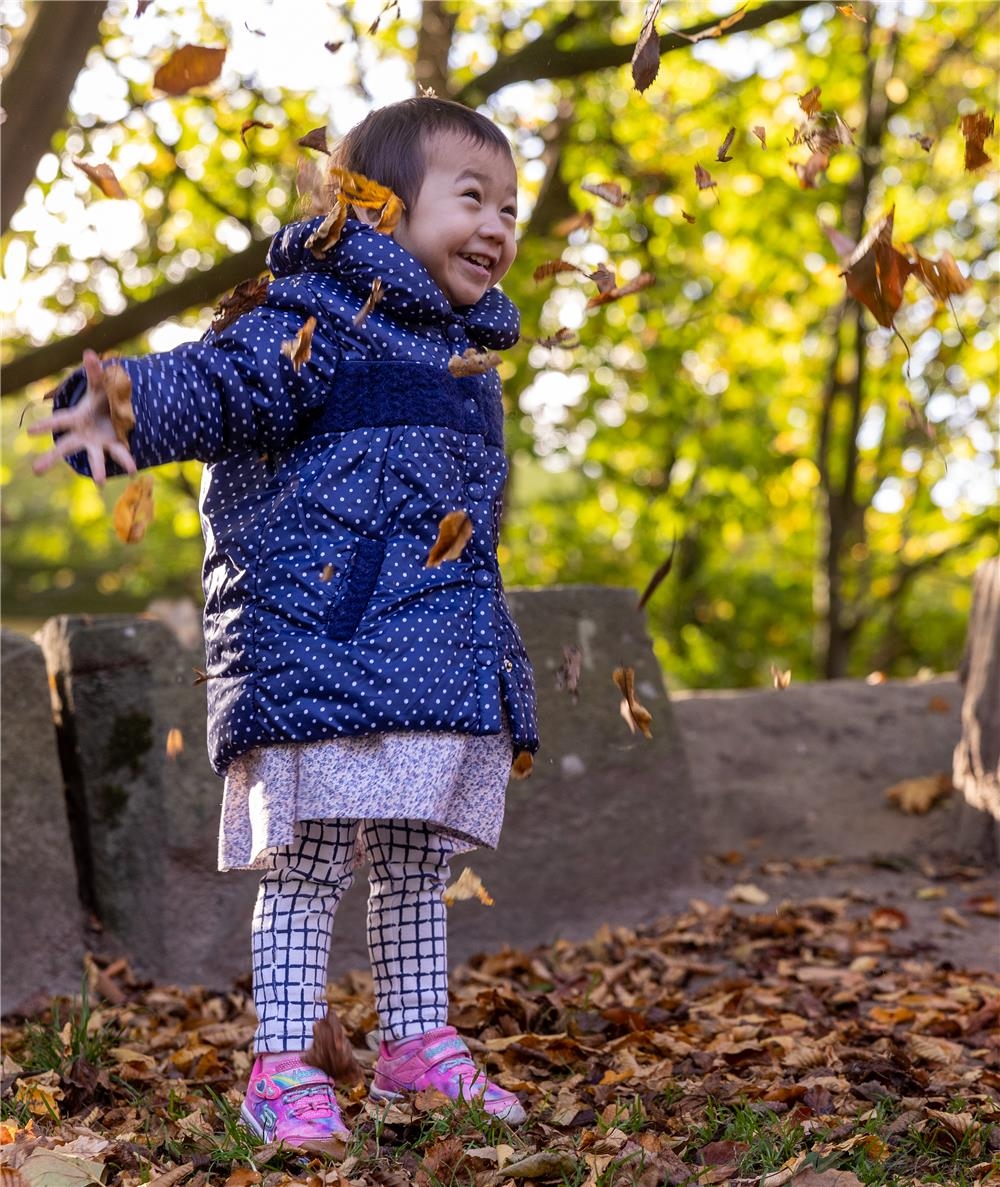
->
xmin=330 ymin=97 xmax=513 ymax=211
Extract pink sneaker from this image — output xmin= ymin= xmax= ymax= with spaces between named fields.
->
xmin=241 ymin=1054 xmax=350 ymax=1148
xmin=371 ymin=1026 xmax=526 ymax=1124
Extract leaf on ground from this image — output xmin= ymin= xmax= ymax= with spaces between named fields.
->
xmin=425 ymin=510 xmax=472 ymax=566
xmin=113 ymin=476 xmax=154 ymax=545
xmin=153 ymin=45 xmax=226 ymax=96
xmin=17 ymin=1148 xmax=105 ymax=1187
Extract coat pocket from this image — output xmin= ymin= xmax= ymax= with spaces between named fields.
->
xmin=325 ymin=533 xmax=385 ymax=641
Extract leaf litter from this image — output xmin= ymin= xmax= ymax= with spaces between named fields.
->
xmin=2 ymin=874 xmax=998 ymax=1186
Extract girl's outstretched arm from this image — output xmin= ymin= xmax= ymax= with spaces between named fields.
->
xmin=29 ymin=349 xmax=138 ymax=487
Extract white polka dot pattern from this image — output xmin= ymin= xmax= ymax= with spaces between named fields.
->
xmin=51 ymin=219 xmax=538 ymax=774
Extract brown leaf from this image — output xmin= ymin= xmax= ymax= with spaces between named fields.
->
xmin=503 ymin=1151 xmax=580 ymax=1180
xmin=589 ymin=263 xmax=617 ymax=294
xmin=911 ymin=131 xmax=934 ymax=151
xmin=694 ymin=163 xmax=717 ymax=191
xmin=374 ymin=192 xmax=404 ymax=234
xmin=836 ymin=3 xmax=868 ymax=18
xmin=353 ymin=277 xmax=385 ymax=327
xmin=613 ymin=666 xmax=653 ymax=739
xmin=72 ymin=158 xmax=126 ymax=199
xmin=555 ymin=645 xmax=583 ymax=701
xmin=329 ymin=167 xmax=404 ymax=232
xmin=297 ymin=126 xmax=330 ymax=154
xmin=910 ymin=249 xmax=971 ymax=303
xmin=153 ymin=44 xmax=226 ymax=96
xmin=210 ymin=275 xmax=270 ymax=335
xmin=113 ymin=476 xmax=154 ymax=545
xmin=239 ymin=119 xmax=273 ymax=148
xmin=442 ymin=867 xmax=494 ymax=907
xmin=447 ymin=348 xmax=501 ymax=377
xmin=770 ymin=664 xmax=792 ymax=689
xmin=511 ymin=750 xmax=534 ymax=780
xmin=795 ymin=150 xmax=830 ymax=189
xmin=716 ymin=127 xmax=736 ymax=162
xmin=165 ymin=728 xmax=184 ymax=759
xmin=136 ymin=1 xmax=154 ymax=15
xmin=959 ymin=109 xmax=993 ymax=172
xmin=280 ymin=316 xmax=316 ymax=374
xmin=553 ymin=210 xmax=595 ymax=237
xmin=533 ymin=260 xmax=587 ymax=283
xmin=305 ymin=203 xmax=348 ymax=258
xmin=631 ymin=0 xmax=663 ymax=93
xmin=884 ymin=773 xmax=953 ymax=814
xmin=752 ymin=125 xmax=767 ymax=148
xmin=799 ymin=86 xmax=823 ymax=116
xmin=637 ymin=533 xmax=677 ymax=610
xmin=304 ymin=1009 xmax=364 ymax=1086
xmin=586 ymin=271 xmax=655 ymax=308
xmin=581 ymin=180 xmax=629 ymax=207
xmin=526 ymin=328 xmax=580 ymax=349
xmin=831 ymin=207 xmax=915 ymax=328
xmin=681 ymin=209 xmax=697 ymax=223
xmin=425 ymin=510 xmax=472 ymax=567
xmin=324 ymin=41 xmax=344 ymax=55
xmin=104 ymin=362 xmax=135 ymax=446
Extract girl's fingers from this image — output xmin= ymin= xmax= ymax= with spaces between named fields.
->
xmin=107 ymin=441 xmax=138 ymax=475
xmin=26 ymin=407 xmax=83 ymax=436
xmin=86 ymin=443 xmax=108 ymax=487
xmin=82 ymin=349 xmax=106 ymax=395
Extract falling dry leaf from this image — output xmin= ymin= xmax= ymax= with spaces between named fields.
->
xmin=694 ymin=163 xmax=717 ymax=191
xmin=909 ymin=249 xmax=971 ymax=304
xmin=329 ymin=167 xmax=403 ymax=232
xmin=716 ymin=127 xmax=736 ymax=162
xmin=447 ymin=348 xmax=500 ymax=377
xmin=613 ymin=666 xmax=653 ymax=739
xmin=526 ymin=328 xmax=580 ymax=349
xmin=799 ymin=86 xmax=823 ymax=116
xmin=511 ymin=751 xmax=533 ymax=780
xmin=911 ymin=131 xmax=934 ymax=151
xmin=425 ymin=510 xmax=472 ymax=567
xmin=297 ymin=126 xmax=330 ymax=154
xmin=581 ymin=180 xmax=629 ymax=207
xmin=443 ymin=866 xmax=494 ymax=907
xmin=305 ymin=1009 xmax=364 ymax=1086
xmin=533 ymin=260 xmax=587 ymax=283
xmin=239 ymin=119 xmax=274 ymax=148
xmin=280 ymin=317 xmax=316 ymax=374
xmin=72 ymin=158 xmax=126 ymax=199
xmin=306 ymin=203 xmax=348 ymax=259
xmin=637 ymin=533 xmax=677 ymax=610
xmin=153 ymin=44 xmax=226 ymax=97
xmin=554 ymin=645 xmax=583 ymax=702
xmin=210 ymin=275 xmax=270 ymax=335
xmin=631 ymin=0 xmax=663 ymax=93
xmin=959 ymin=109 xmax=993 ymax=171
xmin=353 ymin=278 xmax=384 ymax=327
xmin=589 ymin=263 xmax=617 ymax=293
xmin=104 ymin=362 xmax=134 ymax=446
xmin=837 ymin=3 xmax=867 ymax=18
xmin=795 ymin=150 xmax=830 ymax=189
xmin=586 ymin=271 xmax=655 ymax=308
xmin=770 ymin=665 xmax=792 ymax=690
xmin=681 ymin=209 xmax=697 ymax=223
xmin=826 ymin=207 xmax=915 ymax=329
xmin=553 ymin=210 xmax=595 ymax=237
xmin=113 ymin=476 xmax=154 ymax=545
xmin=165 ymin=728 xmax=184 ymax=759
xmin=885 ymin=773 xmax=953 ymax=814
xmin=752 ymin=125 xmax=767 ymax=147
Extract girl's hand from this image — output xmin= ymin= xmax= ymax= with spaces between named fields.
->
xmin=29 ymin=350 xmax=138 ymax=487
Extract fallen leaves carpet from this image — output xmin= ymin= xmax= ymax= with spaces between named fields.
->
xmin=2 ymin=892 xmax=998 ymax=1187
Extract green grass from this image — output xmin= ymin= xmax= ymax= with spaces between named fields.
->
xmin=15 ymin=980 xmax=121 ymax=1077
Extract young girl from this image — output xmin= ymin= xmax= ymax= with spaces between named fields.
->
xmin=30 ymin=97 xmax=539 ymax=1146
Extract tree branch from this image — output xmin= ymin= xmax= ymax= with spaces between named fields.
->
xmin=456 ymin=1 xmax=815 ymax=104
xmin=2 ymin=238 xmax=270 ymax=396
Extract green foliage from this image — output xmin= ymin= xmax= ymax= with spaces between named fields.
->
xmin=15 ymin=980 xmax=121 ymax=1080
xmin=2 ymin=0 xmax=996 ymax=687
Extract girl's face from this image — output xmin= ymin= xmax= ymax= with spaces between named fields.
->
xmin=392 ymin=132 xmax=518 ymax=308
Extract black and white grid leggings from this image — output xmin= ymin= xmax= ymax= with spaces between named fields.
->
xmin=251 ymin=818 xmax=454 ymax=1053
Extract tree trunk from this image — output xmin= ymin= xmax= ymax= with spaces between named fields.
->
xmin=1 ymin=1 xmax=108 ymax=233
xmin=953 ymin=558 xmax=1000 ymax=822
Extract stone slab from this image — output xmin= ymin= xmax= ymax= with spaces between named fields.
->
xmin=1 ymin=630 xmax=87 ymax=1014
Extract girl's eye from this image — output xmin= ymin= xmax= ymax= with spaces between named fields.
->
xmin=463 ymin=189 xmax=482 ymax=202
xmin=502 ymin=205 xmax=517 ymax=218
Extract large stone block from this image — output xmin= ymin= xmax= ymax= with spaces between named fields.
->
xmin=36 ymin=615 xmax=258 ymax=988
xmin=672 ymin=676 xmax=975 ymax=860
xmin=1 ymin=630 xmax=87 ymax=1013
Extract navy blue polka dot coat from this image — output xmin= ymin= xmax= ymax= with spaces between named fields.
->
xmin=53 ymin=219 xmax=539 ymax=775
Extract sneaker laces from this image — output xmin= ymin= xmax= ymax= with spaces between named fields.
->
xmin=282 ymin=1081 xmax=340 ymax=1122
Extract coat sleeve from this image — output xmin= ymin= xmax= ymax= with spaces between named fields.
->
xmin=51 ymin=275 xmax=339 ymax=479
